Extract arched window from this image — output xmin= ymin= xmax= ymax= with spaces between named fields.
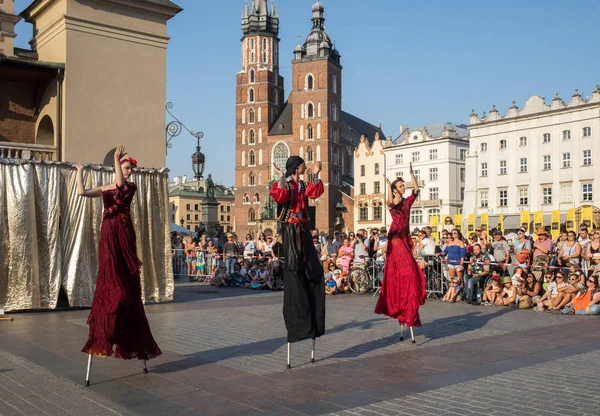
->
xmin=333 ymin=127 xmax=339 ymax=143
xmin=258 ymin=149 xmax=263 ymax=165
xmin=307 ymin=103 xmax=314 ymax=118
xmin=274 ymin=89 xmax=279 ymax=105
xmin=332 ymin=75 xmax=338 ymax=94
xmin=255 ymin=193 xmax=260 ymax=203
xmin=258 ymin=171 xmax=263 ymax=185
xmin=241 ymin=109 xmax=246 ymax=124
xmin=258 ymin=128 xmax=263 ymax=143
xmin=249 ymin=172 xmax=255 ymax=186
xmin=250 ymin=39 xmax=255 ymax=63
xmin=332 ymin=104 xmax=338 ymax=121
xmin=306 ymin=124 xmax=314 ymax=140
xmin=306 ymin=74 xmax=314 ymax=90
xmin=242 ymin=129 xmax=246 ymax=144
xmin=248 ymin=88 xmax=255 ymax=103
xmin=248 ymin=129 xmax=255 ymax=145
xmin=262 ymin=38 xmax=267 ymax=62
xmin=249 ymin=69 xmax=255 ymax=83
xmin=317 ymin=123 xmax=321 ymax=139
xmin=243 ymin=193 xmax=249 ymax=203
xmin=306 ymin=146 xmax=313 ymax=162
xmin=273 ymin=142 xmax=290 ymax=177
xmin=241 ymin=150 xmax=246 ymax=166
xmin=249 ymin=150 xmax=255 ymax=166
xmin=299 ymin=146 xmax=304 ymax=158
xmin=248 ymin=208 xmax=256 ymax=222
xmin=242 ymin=172 xmax=247 ymax=186
xmin=316 ymin=145 xmax=321 ymax=161
xmin=248 ymin=108 xmax=255 ymax=123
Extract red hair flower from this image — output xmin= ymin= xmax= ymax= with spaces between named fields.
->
xmin=120 ymin=157 xmax=138 ymax=168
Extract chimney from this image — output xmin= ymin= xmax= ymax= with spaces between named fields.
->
xmin=0 ymin=1 xmax=19 ymax=57
xmin=399 ymin=124 xmax=408 ymax=135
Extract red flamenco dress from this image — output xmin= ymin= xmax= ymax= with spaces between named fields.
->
xmin=82 ymin=182 xmax=162 ymax=360
xmin=374 ymin=190 xmax=426 ymax=327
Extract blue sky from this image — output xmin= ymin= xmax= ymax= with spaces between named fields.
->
xmin=13 ymin=0 xmax=600 ymax=186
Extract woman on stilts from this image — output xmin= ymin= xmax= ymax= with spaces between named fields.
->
xmin=374 ymin=162 xmax=426 ymax=342
xmin=77 ymin=145 xmax=161 ymax=385
xmin=270 ymin=157 xmax=324 ymax=368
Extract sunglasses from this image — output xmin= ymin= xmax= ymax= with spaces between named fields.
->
xmin=476 ymin=229 xmax=482 ymax=232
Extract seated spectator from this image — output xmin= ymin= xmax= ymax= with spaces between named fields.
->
xmin=589 ymin=253 xmax=600 ymax=276
xmin=517 ymin=272 xmax=541 ymax=309
xmin=442 ymin=277 xmax=463 ymax=303
xmin=230 ymin=263 xmax=249 ymax=287
xmin=535 ymin=272 xmax=559 ymax=311
xmin=557 ymin=231 xmax=581 ymax=268
xmin=561 ymin=275 xmax=600 ymax=315
xmin=496 ymin=276 xmax=517 ymax=306
xmin=213 ymin=266 xmax=229 ymax=287
xmin=482 ymin=271 xmax=501 ymax=306
xmin=465 ymin=244 xmax=490 ymax=304
xmin=511 ymin=266 xmax=525 ymax=289
xmin=248 ymin=268 xmax=263 ymax=289
xmin=551 ymin=273 xmax=579 ymax=310
xmin=324 ymin=265 xmax=338 ymax=295
xmin=582 ymin=229 xmax=600 ymax=264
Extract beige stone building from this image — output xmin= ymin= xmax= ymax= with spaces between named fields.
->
xmin=0 ymin=0 xmax=181 ymax=168
xmin=169 ymin=177 xmax=235 ymax=234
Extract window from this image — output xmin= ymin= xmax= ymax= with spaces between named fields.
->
xmin=460 ymin=168 xmax=465 ymax=182
xmin=516 ymin=188 xmax=527 ymax=205
xmin=255 ymin=193 xmax=260 ymax=203
xmin=332 ymin=75 xmax=338 ymax=94
xmin=482 ymin=189 xmax=491 ymax=207
xmin=332 ymin=127 xmax=339 ymax=143
xmin=373 ymin=206 xmax=382 ymax=220
xmin=243 ymin=193 xmax=249 ymax=203
xmin=306 ymin=74 xmax=314 ymax=90
xmin=413 ymin=170 xmax=420 ymax=181
xmin=273 ymin=143 xmax=290 ymax=177
xmin=331 ymin=104 xmax=338 ymax=121
xmin=428 ymin=209 xmax=441 ymax=222
xmin=583 ymin=127 xmax=591 ymax=137
xmin=429 ymin=187 xmax=439 ymax=200
xmin=248 ymin=129 xmax=255 ymax=145
xmin=242 ymin=172 xmax=246 ymax=186
xmin=306 ymin=124 xmax=314 ymax=140
xmin=374 ymin=181 xmax=380 ymax=194
xmin=250 ymin=39 xmax=255 ymax=63
xmin=562 ymin=130 xmax=571 ymax=141
xmin=359 ymin=206 xmax=369 ymax=221
xmin=480 ymin=142 xmax=488 ymax=152
xmin=499 ymin=190 xmax=508 ymax=207
xmin=543 ymin=155 xmax=552 ymax=170
xmin=481 ymin=162 xmax=488 ymax=177
xmin=307 ymin=103 xmax=314 ymax=118
xmin=519 ymin=137 xmax=527 ymax=147
xmin=258 ymin=171 xmax=263 ymax=185
xmin=262 ymin=38 xmax=267 ymax=62
xmin=195 ymin=204 xmax=199 ymax=211
xmin=583 ymin=150 xmax=592 ymax=166
xmin=543 ymin=187 xmax=552 ymax=204
xmin=248 ymin=88 xmax=255 ymax=103
xmin=248 ymin=150 xmax=256 ymax=166
xmin=499 ymin=139 xmax=507 ymax=150
xmin=583 ymin=184 xmax=593 ymax=202
xmin=543 ymin=133 xmax=551 ymax=143
xmin=562 ymin=153 xmax=571 ymax=168
xmin=221 ymin=215 xmax=224 ymax=222
xmin=249 ymin=69 xmax=255 ymax=83
xmin=499 ymin=160 xmax=507 ymax=175
xmin=306 ymin=147 xmax=313 ymax=162
xmin=360 ymin=183 xmax=366 ymax=194
xmin=412 ymin=152 xmax=420 ymax=162
xmin=249 ymin=172 xmax=255 ymax=186
xmin=429 ymin=149 xmax=438 ymax=160
xmin=248 ymin=208 xmax=256 ymax=223
xmin=461 ymin=187 xmax=465 ymax=201
xmin=561 ymin=184 xmax=572 ymax=203
xmin=360 ymin=165 xmax=365 ymax=176
xmin=410 ymin=209 xmax=423 ymax=224
xmin=186 ymin=203 xmax=190 ymax=210
xmin=248 ymin=108 xmax=255 ymax=123
xmin=519 ymin=158 xmax=527 ymax=173
xmin=186 ymin=214 xmax=190 ymax=221
xmin=460 ymin=149 xmax=467 ymax=160
xmin=375 ymin=163 xmax=380 ymax=175
xmin=395 ymin=154 xmax=403 ymax=164
xmin=429 ymin=168 xmax=438 ymax=181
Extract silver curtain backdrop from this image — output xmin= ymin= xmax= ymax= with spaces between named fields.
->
xmin=0 ymin=159 xmax=174 ymax=312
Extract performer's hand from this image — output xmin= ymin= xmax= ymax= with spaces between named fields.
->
xmin=384 ymin=176 xmax=391 ymax=185
xmin=273 ymin=162 xmax=283 ymax=177
xmin=409 ymin=161 xmax=414 ymax=175
xmin=312 ymin=161 xmax=322 ymax=175
xmin=75 ymin=162 xmax=84 ymax=171
xmin=114 ymin=145 xmax=126 ymax=161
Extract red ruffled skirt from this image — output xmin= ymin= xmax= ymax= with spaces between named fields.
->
xmin=375 ymin=236 xmax=426 ymax=327
xmin=81 ymin=215 xmax=162 ymax=360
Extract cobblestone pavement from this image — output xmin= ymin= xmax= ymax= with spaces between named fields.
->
xmin=1 ymin=283 xmax=600 ymax=415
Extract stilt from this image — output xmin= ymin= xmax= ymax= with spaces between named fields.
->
xmin=409 ymin=327 xmax=415 ymax=344
xmin=311 ymin=338 xmax=315 ymax=363
xmin=143 ymin=360 xmax=148 ymax=374
xmin=286 ymin=342 xmax=291 ymax=369
xmin=399 ymin=323 xmax=404 ymax=341
xmin=85 ymin=354 xmax=93 ymax=386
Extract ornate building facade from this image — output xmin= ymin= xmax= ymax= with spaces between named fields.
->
xmin=233 ymin=0 xmax=385 ymax=237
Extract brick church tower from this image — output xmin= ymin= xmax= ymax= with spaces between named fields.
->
xmin=234 ymin=1 xmax=384 ymax=237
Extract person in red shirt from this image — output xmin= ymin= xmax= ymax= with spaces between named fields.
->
xmin=270 ymin=156 xmax=324 ymax=368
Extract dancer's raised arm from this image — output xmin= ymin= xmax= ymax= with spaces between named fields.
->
xmin=113 ymin=145 xmax=126 ymax=188
xmin=385 ymin=176 xmax=394 ymax=208
xmin=409 ymin=162 xmax=419 ymax=194
xmin=76 ymin=163 xmax=102 ymax=198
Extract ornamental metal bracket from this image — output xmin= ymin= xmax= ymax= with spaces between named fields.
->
xmin=165 ymin=102 xmax=204 ymax=154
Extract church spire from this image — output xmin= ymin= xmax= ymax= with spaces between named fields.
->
xmin=242 ymin=0 xmax=279 ymax=36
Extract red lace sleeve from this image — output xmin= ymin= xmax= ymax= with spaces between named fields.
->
xmin=306 ymin=180 xmax=324 ymax=199
xmin=270 ymin=181 xmax=290 ymax=204
xmin=406 ymin=189 xmax=419 ymax=209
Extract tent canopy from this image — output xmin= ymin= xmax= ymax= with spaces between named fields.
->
xmin=170 ymin=222 xmax=194 ymax=236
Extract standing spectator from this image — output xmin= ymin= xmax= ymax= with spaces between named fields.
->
xmin=312 ymin=229 xmax=327 ymax=246
xmin=366 ymin=228 xmax=378 ymax=258
xmin=578 ymin=224 xmax=591 ymax=248
xmin=582 ymin=229 xmax=600 ymax=263
xmin=513 ymin=228 xmax=532 ymax=269
xmin=243 ymin=233 xmax=256 ymax=259
xmin=375 ymin=227 xmax=388 ymax=260
xmin=263 ymin=235 xmax=275 ymax=258
xmin=465 ymin=244 xmax=491 ymax=304
xmin=532 ymin=226 xmax=553 ymax=267
xmin=172 ymin=235 xmax=184 ymax=278
xmin=255 ymin=233 xmax=267 ymax=256
xmin=554 ymin=230 xmax=568 ymax=253
xmin=332 ymin=231 xmax=341 ymax=252
xmin=443 ymin=216 xmax=454 ymax=232
xmin=557 ymin=231 xmax=581 ymax=268
xmin=443 ymin=229 xmax=467 ymax=283
xmin=338 ymin=237 xmax=354 ymax=272
xmin=490 ymin=230 xmax=510 ymax=276
xmin=353 ymin=229 xmax=369 ymax=269
xmin=419 ymin=230 xmax=436 ymax=256
xmin=312 ymin=235 xmax=322 ymax=254
xmin=223 ymin=233 xmax=240 ymax=275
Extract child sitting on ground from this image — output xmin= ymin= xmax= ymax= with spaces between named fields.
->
xmin=511 ymin=266 xmax=525 ymax=289
xmin=495 ymin=276 xmax=517 ymax=306
xmin=482 ymin=271 xmax=501 ymax=306
xmin=442 ymin=277 xmax=463 ymax=303
xmin=534 ymin=271 xmax=558 ymax=311
xmin=324 ymin=264 xmax=338 ymax=295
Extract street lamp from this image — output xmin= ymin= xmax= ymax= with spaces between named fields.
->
xmin=191 ymin=139 xmax=205 ymax=181
xmin=165 ymin=102 xmax=204 ymax=154
xmin=180 ymin=218 xmax=184 ymax=227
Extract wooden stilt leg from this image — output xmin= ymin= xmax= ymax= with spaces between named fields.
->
xmin=410 ymin=327 xmax=415 ymax=344
xmin=85 ymin=354 xmax=93 ymax=386
xmin=400 ymin=324 xmax=404 ymax=341
xmin=311 ymin=338 xmax=315 ymax=363
xmin=143 ymin=360 xmax=148 ymax=374
xmin=286 ymin=342 xmax=291 ymax=369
